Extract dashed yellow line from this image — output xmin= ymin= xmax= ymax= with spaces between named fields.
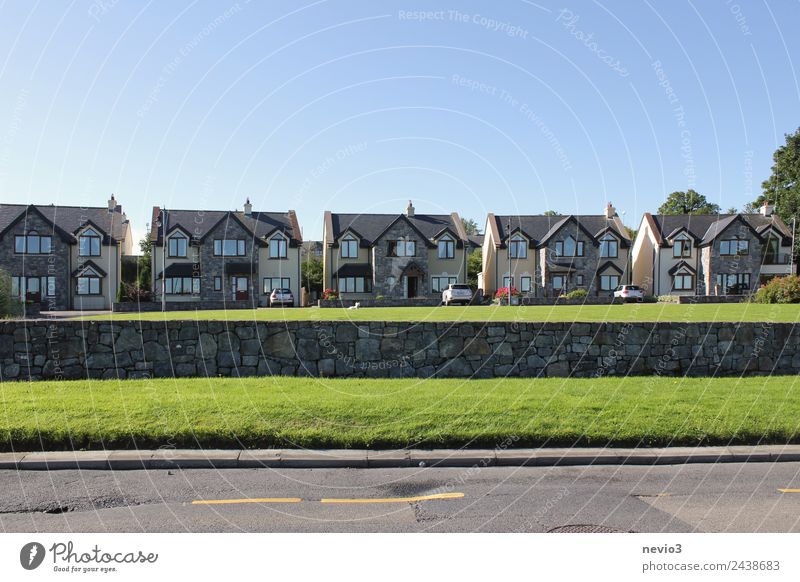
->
xmin=320 ymin=492 xmax=464 ymax=504
xmin=778 ymin=489 xmax=800 ymax=493
xmin=192 ymin=497 xmax=302 ymax=505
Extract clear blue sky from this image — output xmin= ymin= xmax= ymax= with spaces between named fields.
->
xmin=1 ymin=0 xmax=798 ymax=244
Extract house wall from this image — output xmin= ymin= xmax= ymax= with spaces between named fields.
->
xmin=0 ymin=212 xmax=72 ymax=311
xmin=70 ymin=242 xmax=121 ymax=310
xmin=427 ymin=246 xmax=468 ymax=294
xmin=323 ymin=233 xmax=371 ymax=295
xmin=372 ymin=221 xmax=431 ymax=298
xmin=258 ymin=244 xmax=301 ymax=306
xmin=705 ymin=221 xmax=763 ymax=295
xmin=151 ymin=241 xmax=202 ymax=303
xmin=631 ymin=219 xmax=656 ymax=294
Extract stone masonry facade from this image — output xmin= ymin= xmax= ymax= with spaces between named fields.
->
xmin=1 ymin=319 xmax=797 ymax=381
xmin=372 ymin=220 xmax=431 ymax=298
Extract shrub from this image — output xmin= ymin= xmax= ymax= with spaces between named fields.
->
xmin=119 ymin=282 xmax=152 ymax=302
xmin=752 ymin=275 xmax=800 ymax=304
xmin=0 ymin=269 xmax=23 ymax=318
xmin=658 ymin=295 xmax=679 ymax=303
xmin=564 ymin=289 xmax=588 ymax=300
xmin=322 ymin=288 xmax=339 ymax=300
xmin=642 ymin=295 xmax=658 ymax=303
xmin=494 ymin=287 xmax=520 ymax=300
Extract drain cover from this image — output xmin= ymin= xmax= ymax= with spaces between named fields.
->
xmin=548 ymin=524 xmax=631 ymax=533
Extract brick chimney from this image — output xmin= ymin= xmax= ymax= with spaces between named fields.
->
xmin=759 ymin=200 xmax=775 ymax=217
xmin=406 ymin=200 xmax=415 ymax=217
xmin=604 ymin=202 xmax=617 ymax=219
xmin=244 ymin=197 xmax=252 ymax=216
xmin=108 ymin=194 xmax=117 ymax=212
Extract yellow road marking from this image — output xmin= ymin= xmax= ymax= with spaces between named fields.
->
xmin=192 ymin=497 xmax=302 ymax=505
xmin=320 ymin=492 xmax=464 ymax=504
xmin=778 ymin=489 xmax=800 ymax=493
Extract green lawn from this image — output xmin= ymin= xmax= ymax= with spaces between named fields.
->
xmin=80 ymin=303 xmax=800 ymax=323
xmin=2 ymin=376 xmax=799 ymax=450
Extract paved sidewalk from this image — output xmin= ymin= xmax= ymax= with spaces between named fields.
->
xmin=1 ymin=445 xmax=799 ymax=470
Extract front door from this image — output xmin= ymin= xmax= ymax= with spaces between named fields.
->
xmin=25 ymin=277 xmax=41 ymax=303
xmin=407 ymin=276 xmax=418 ymax=298
xmin=231 ymin=276 xmax=249 ymax=300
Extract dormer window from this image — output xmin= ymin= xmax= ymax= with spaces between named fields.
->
xmin=15 ymin=231 xmax=52 ymax=255
xmin=509 ymin=234 xmax=527 ymax=259
xmin=672 ymin=235 xmax=692 ymax=258
xmin=555 ymin=236 xmax=583 ymax=257
xmin=438 ymin=234 xmax=455 ymax=259
xmin=79 ymin=228 xmax=101 ymax=256
xmin=341 ymin=233 xmax=358 ymax=258
xmin=599 ymin=233 xmax=618 ymax=258
xmin=269 ymin=234 xmax=288 ymax=258
xmin=76 ymin=266 xmax=102 ymax=295
xmin=168 ymin=232 xmax=188 ymax=257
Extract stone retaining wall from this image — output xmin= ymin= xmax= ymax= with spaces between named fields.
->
xmin=112 ymin=300 xmax=256 ymax=312
xmin=1 ymin=319 xmax=797 ymax=381
xmin=318 ymin=297 xmax=441 ymax=308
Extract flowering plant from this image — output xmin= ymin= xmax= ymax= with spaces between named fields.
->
xmin=322 ymin=288 xmax=339 ymax=300
xmin=494 ymin=286 xmax=520 ymax=299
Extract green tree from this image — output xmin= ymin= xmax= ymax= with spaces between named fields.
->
xmin=755 ymin=127 xmax=800 ymax=252
xmin=726 ymin=207 xmax=738 ymax=214
xmin=467 ymin=247 xmax=482 ymax=289
xmin=301 ymin=256 xmax=323 ymax=294
xmin=543 ymin=210 xmax=562 ymax=216
xmin=461 ymin=218 xmax=480 ymax=235
xmin=657 ymin=189 xmax=720 ymax=215
xmin=137 ymin=237 xmax=152 ymax=290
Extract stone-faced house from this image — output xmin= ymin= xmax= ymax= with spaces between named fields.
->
xmin=482 ymin=204 xmax=631 ymax=297
xmin=0 ymin=196 xmax=133 ymax=310
xmin=150 ymin=201 xmax=302 ymax=306
xmin=632 ymin=202 xmax=795 ymax=296
xmin=322 ymin=202 xmax=470 ymax=300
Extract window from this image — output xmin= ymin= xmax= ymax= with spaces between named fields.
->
xmin=341 ymin=234 xmax=358 ymax=258
xmin=672 ymin=273 xmax=694 ymax=290
xmin=720 ymin=239 xmax=749 ymax=256
xmin=269 ymin=236 xmax=287 ymax=258
xmin=213 ymin=239 xmax=245 ymax=256
xmin=79 ymin=228 xmax=101 ymax=256
xmin=432 ymin=276 xmax=458 ymax=292
xmin=263 ymin=277 xmax=290 ymax=293
xmin=509 ymin=234 xmax=527 ymax=259
xmin=673 ymin=238 xmax=692 ymax=258
xmin=11 ymin=276 xmax=55 ymax=299
xmin=520 ymin=276 xmax=531 ymax=293
xmin=552 ymin=275 xmax=565 ymax=291
xmin=555 ymin=236 xmax=583 ymax=257
xmin=15 ymin=232 xmax=52 ymax=254
xmin=387 ymin=239 xmax=415 ymax=257
xmin=338 ymin=277 xmax=370 ymax=293
xmin=214 ymin=276 xmax=222 ymax=291
xmin=715 ymin=273 xmax=750 ymax=292
xmin=576 ymin=274 xmax=584 ymax=286
xmin=438 ymin=236 xmax=455 ymax=259
xmin=77 ymin=276 xmax=101 ymax=295
xmin=165 ymin=277 xmax=200 ymax=295
xmin=599 ymin=233 xmax=618 ymax=258
xmin=168 ymin=233 xmax=188 ymax=257
xmin=502 ymin=276 xmax=514 ymax=288
xmin=600 ymin=274 xmax=620 ymax=291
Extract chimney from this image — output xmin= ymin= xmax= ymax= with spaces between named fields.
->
xmin=244 ymin=197 xmax=252 ymax=216
xmin=759 ymin=200 xmax=775 ymax=217
xmin=604 ymin=202 xmax=617 ymax=219
xmin=406 ymin=200 xmax=415 ymax=217
xmin=108 ymin=194 xmax=117 ymax=212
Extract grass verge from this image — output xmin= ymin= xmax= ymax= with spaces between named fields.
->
xmin=79 ymin=303 xmax=800 ymax=323
xmin=2 ymin=376 xmax=799 ymax=450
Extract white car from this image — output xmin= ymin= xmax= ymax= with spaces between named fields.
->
xmin=441 ymin=284 xmax=473 ymax=306
xmin=613 ymin=285 xmax=643 ymax=302
xmin=269 ymin=288 xmax=294 ymax=307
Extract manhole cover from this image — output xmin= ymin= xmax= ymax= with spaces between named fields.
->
xmin=548 ymin=524 xmax=631 ymax=533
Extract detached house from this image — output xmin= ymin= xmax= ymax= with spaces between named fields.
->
xmin=482 ymin=204 xmax=631 ymax=297
xmin=322 ymin=202 xmax=470 ymax=300
xmin=632 ymin=202 xmax=795 ymax=296
xmin=0 ymin=196 xmax=133 ymax=310
xmin=150 ymin=200 xmax=302 ymax=306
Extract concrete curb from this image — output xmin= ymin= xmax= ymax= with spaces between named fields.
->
xmin=2 ymin=445 xmax=800 ymax=470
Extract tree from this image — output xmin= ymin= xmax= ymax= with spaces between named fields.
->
xmin=0 ymin=268 xmax=22 ymax=317
xmin=543 ymin=210 xmax=562 ymax=216
xmin=756 ymin=127 xmax=800 ymax=251
xmin=726 ymin=207 xmax=738 ymax=214
xmin=301 ymin=256 xmax=323 ymax=294
xmin=137 ymin=237 xmax=152 ymax=290
xmin=657 ymin=189 xmax=720 ymax=215
xmin=625 ymin=226 xmax=638 ymax=241
xmin=467 ymin=248 xmax=482 ymax=289
xmin=461 ymin=218 xmax=480 ymax=235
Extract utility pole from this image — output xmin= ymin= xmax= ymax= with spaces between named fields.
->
xmin=507 ymin=218 xmax=512 ymax=304
xmin=791 ymin=218 xmax=797 ymax=275
xmin=161 ymin=208 xmax=167 ymax=312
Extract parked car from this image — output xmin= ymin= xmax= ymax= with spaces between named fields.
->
xmin=441 ymin=284 xmax=473 ymax=306
xmin=613 ymin=285 xmax=643 ymax=302
xmin=269 ymin=288 xmax=294 ymax=307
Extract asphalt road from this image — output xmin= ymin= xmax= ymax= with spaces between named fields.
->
xmin=2 ymin=462 xmax=800 ymax=532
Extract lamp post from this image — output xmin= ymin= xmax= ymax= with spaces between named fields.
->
xmin=156 ymin=209 xmax=167 ymax=312
xmin=507 ymin=218 xmax=512 ymax=304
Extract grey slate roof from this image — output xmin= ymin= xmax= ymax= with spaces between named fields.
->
xmin=650 ymin=213 xmax=791 ymax=245
xmin=0 ymin=204 xmax=130 ymax=242
xmin=329 ymin=213 xmax=462 ymax=247
xmin=151 ymin=209 xmax=300 ymax=245
xmin=494 ymin=214 xmax=630 ymax=247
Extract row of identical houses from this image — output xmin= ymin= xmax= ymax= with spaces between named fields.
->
xmin=1 ymin=196 xmax=795 ymax=309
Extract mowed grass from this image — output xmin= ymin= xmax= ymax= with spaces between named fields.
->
xmin=81 ymin=303 xmax=800 ymax=323
xmin=2 ymin=376 xmax=799 ymax=451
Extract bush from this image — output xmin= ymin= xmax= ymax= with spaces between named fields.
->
xmin=322 ymin=288 xmax=339 ymax=300
xmin=0 ymin=269 xmax=23 ymax=318
xmin=752 ymin=275 xmax=800 ymax=304
xmin=564 ymin=289 xmax=588 ymax=300
xmin=495 ymin=287 xmax=520 ymax=299
xmin=658 ymin=295 xmax=679 ymax=303
xmin=119 ymin=282 xmax=152 ymax=302
xmin=642 ymin=295 xmax=658 ymax=303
